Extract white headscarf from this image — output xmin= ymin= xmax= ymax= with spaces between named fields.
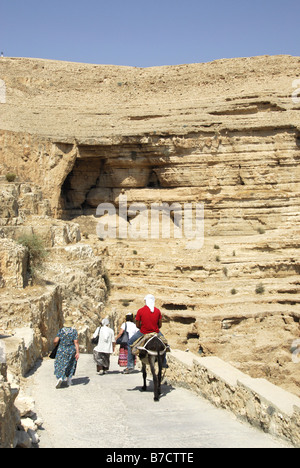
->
xmin=101 ymin=317 xmax=110 ymax=342
xmin=144 ymin=294 xmax=155 ymax=313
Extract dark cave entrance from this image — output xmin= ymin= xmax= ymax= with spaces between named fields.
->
xmin=59 ymin=143 xmax=166 ymax=218
xmin=147 ymin=170 xmax=160 ymax=188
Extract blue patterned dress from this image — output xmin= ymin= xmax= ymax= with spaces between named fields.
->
xmin=54 ymin=327 xmax=78 ymax=380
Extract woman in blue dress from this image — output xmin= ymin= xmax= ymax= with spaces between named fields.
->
xmin=53 ymin=317 xmax=80 ymax=389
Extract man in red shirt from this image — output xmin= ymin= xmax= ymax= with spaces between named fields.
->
xmin=123 ymin=295 xmax=166 ymax=374
xmin=136 ymin=302 xmax=162 ymax=334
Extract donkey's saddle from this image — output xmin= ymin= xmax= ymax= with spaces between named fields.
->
xmin=131 ymin=333 xmax=170 ymax=356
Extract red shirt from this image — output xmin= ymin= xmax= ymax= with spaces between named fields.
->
xmin=136 ymin=305 xmax=162 ymax=335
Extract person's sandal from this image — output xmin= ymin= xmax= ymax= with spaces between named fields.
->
xmin=56 ymin=378 xmax=63 ymax=389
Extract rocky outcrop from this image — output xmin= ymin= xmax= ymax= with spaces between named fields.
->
xmin=0 ymin=179 xmax=108 ymax=447
xmin=0 ymin=179 xmax=108 ymax=354
xmin=0 ymin=363 xmax=19 ymax=448
xmin=0 ymin=238 xmax=28 ymax=288
xmin=0 ymin=357 xmax=43 ymax=448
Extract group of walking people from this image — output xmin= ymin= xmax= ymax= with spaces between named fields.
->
xmin=92 ymin=313 xmax=138 ymax=375
xmin=53 ymin=295 xmax=166 ymax=387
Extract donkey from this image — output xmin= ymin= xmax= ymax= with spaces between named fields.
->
xmin=138 ymin=334 xmax=167 ymax=402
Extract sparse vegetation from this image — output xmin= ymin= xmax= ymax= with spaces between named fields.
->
xmin=102 ymin=269 xmax=112 ymax=295
xmin=5 ymin=173 xmax=17 ymax=182
xmin=17 ymin=233 xmax=48 ymax=275
xmin=255 ymin=282 xmax=265 ymax=294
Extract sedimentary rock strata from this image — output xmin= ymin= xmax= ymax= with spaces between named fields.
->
xmin=0 ymin=55 xmax=300 ymax=219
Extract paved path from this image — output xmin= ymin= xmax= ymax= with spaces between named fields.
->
xmin=30 ymin=354 xmax=291 ymax=449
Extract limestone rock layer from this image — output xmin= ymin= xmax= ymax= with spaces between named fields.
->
xmin=0 ymin=55 xmax=300 ymax=218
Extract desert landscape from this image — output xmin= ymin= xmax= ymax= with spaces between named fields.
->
xmin=0 ymin=54 xmax=300 ymax=446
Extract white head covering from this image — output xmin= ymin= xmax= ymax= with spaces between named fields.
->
xmin=101 ymin=317 xmax=110 ymax=342
xmin=102 ymin=318 xmax=109 ymax=326
xmin=144 ymin=294 xmax=155 ymax=313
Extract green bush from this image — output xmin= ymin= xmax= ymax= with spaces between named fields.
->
xmin=5 ymin=173 xmax=17 ymax=182
xmin=17 ymin=234 xmax=48 ymax=274
xmin=255 ymin=283 xmax=265 ymax=294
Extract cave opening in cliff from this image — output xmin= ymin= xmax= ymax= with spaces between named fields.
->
xmin=59 ymin=141 xmax=172 ymax=219
xmin=147 ymin=170 xmax=161 ymax=188
xmin=60 ymin=156 xmax=103 ymax=217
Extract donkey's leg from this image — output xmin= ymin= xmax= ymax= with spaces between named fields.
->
xmin=142 ymin=362 xmax=147 ymax=392
xmin=149 ymin=356 xmax=159 ymax=401
xmin=157 ymin=353 xmax=164 ymax=396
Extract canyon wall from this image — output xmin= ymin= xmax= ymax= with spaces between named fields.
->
xmin=0 ymin=178 xmax=108 ymax=447
xmin=0 ymin=55 xmax=300 ymax=221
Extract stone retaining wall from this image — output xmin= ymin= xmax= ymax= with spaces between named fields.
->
xmin=167 ymin=350 xmax=300 ymax=447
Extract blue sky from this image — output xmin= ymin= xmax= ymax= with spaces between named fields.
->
xmin=1 ymin=0 xmax=299 ymax=67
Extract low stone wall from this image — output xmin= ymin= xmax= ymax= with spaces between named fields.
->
xmin=167 ymin=350 xmax=300 ymax=447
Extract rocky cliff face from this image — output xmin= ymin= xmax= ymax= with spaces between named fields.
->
xmin=0 ymin=55 xmax=300 ymax=219
xmin=0 ymin=178 xmax=107 ymax=447
xmin=0 ymin=55 xmax=300 ymax=444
